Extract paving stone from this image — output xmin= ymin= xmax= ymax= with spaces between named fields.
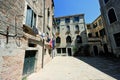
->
xmin=27 ymin=56 xmax=119 ymax=80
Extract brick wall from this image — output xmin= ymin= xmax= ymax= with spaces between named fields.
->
xmin=0 ymin=0 xmax=54 ymax=79
xmin=0 ymin=0 xmax=25 ymax=36
xmin=1 ymin=50 xmax=25 ymax=80
xmin=0 ymin=0 xmax=25 ymax=80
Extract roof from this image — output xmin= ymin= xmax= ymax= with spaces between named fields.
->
xmin=55 ymin=14 xmax=84 ymax=19
xmin=92 ymin=14 xmax=102 ymax=24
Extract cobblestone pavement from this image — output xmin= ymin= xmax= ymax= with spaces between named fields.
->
xmin=27 ymin=56 xmax=120 ymax=80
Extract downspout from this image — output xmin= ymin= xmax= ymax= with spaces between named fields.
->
xmin=41 ymin=0 xmax=45 ymax=68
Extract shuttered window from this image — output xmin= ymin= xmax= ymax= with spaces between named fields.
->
xmin=26 ymin=6 xmax=36 ymax=28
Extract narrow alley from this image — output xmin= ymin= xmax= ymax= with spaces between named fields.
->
xmin=27 ymin=56 xmax=120 ymax=80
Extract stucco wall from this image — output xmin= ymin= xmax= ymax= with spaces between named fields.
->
xmin=99 ymin=0 xmax=120 ymax=56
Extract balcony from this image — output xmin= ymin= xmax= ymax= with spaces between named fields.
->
xmin=66 ymin=30 xmax=70 ymax=34
xmin=75 ymin=25 xmax=80 ymax=34
xmin=55 ymin=32 xmax=59 ymax=36
xmin=55 ymin=30 xmax=60 ymax=36
xmin=23 ymin=24 xmax=38 ymax=36
xmin=75 ymin=30 xmax=80 ymax=34
xmin=88 ymin=37 xmax=101 ymax=44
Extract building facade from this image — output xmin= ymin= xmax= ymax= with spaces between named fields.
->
xmin=54 ymin=14 xmax=88 ymax=56
xmin=86 ymin=15 xmax=108 ymax=56
xmin=99 ymin=0 xmax=120 ymax=57
xmin=0 ymin=0 xmax=54 ymax=80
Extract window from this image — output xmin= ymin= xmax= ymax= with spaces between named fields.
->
xmin=93 ymin=23 xmax=98 ymax=28
xmin=88 ymin=33 xmax=92 ymax=38
xmin=108 ymin=8 xmax=117 ymax=24
xmin=26 ymin=6 xmax=36 ymax=28
xmin=66 ymin=26 xmax=70 ymax=32
xmin=56 ymin=37 xmax=61 ymax=43
xmin=66 ymin=36 xmax=72 ymax=43
xmin=87 ymin=25 xmax=91 ymax=29
xmin=28 ymin=43 xmax=37 ymax=47
xmin=47 ymin=8 xmax=50 ymax=25
xmin=57 ymin=48 xmax=61 ymax=54
xmin=104 ymin=0 xmax=109 ymax=4
xmin=73 ymin=16 xmax=79 ymax=22
xmin=62 ymin=48 xmax=66 ymax=53
xmin=114 ymin=32 xmax=120 ymax=47
xmin=47 ymin=8 xmax=50 ymax=17
xmin=95 ymin=32 xmax=99 ymax=37
xmin=65 ymin=18 xmax=70 ymax=23
xmin=98 ymin=19 xmax=102 ymax=26
xmin=76 ymin=35 xmax=82 ymax=43
xmin=47 ymin=25 xmax=50 ymax=31
xmin=75 ymin=25 xmax=79 ymax=31
xmin=56 ymin=19 xmax=60 ymax=25
xmin=99 ymin=28 xmax=106 ymax=37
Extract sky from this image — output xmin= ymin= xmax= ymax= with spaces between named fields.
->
xmin=54 ymin=0 xmax=100 ymax=24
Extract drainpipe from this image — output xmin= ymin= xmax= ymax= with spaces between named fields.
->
xmin=41 ymin=0 xmax=45 ymax=68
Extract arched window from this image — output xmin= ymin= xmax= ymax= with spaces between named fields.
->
xmin=88 ymin=33 xmax=92 ymax=38
xmin=108 ymin=8 xmax=117 ymax=24
xmin=75 ymin=25 xmax=79 ymax=31
xmin=57 ymin=26 xmax=60 ymax=32
xmin=66 ymin=36 xmax=72 ymax=43
xmin=66 ymin=26 xmax=70 ymax=32
xmin=76 ymin=35 xmax=82 ymax=43
xmin=56 ymin=37 xmax=61 ymax=43
xmin=104 ymin=0 xmax=109 ymax=4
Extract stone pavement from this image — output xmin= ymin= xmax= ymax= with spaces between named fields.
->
xmin=27 ymin=56 xmax=119 ymax=80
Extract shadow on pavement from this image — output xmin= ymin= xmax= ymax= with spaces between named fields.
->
xmin=75 ymin=56 xmax=120 ymax=80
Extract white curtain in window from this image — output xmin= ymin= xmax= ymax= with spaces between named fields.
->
xmin=26 ymin=9 xmax=32 ymax=27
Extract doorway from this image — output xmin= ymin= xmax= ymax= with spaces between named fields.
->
xmin=103 ymin=44 xmax=108 ymax=54
xmin=93 ymin=46 xmax=98 ymax=56
xmin=68 ymin=48 xmax=72 ymax=56
xmin=23 ymin=50 xmax=37 ymax=76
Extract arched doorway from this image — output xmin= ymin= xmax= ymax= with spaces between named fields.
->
xmin=93 ymin=46 xmax=98 ymax=56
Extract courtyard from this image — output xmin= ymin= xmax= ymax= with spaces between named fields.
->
xmin=27 ymin=56 xmax=120 ymax=80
